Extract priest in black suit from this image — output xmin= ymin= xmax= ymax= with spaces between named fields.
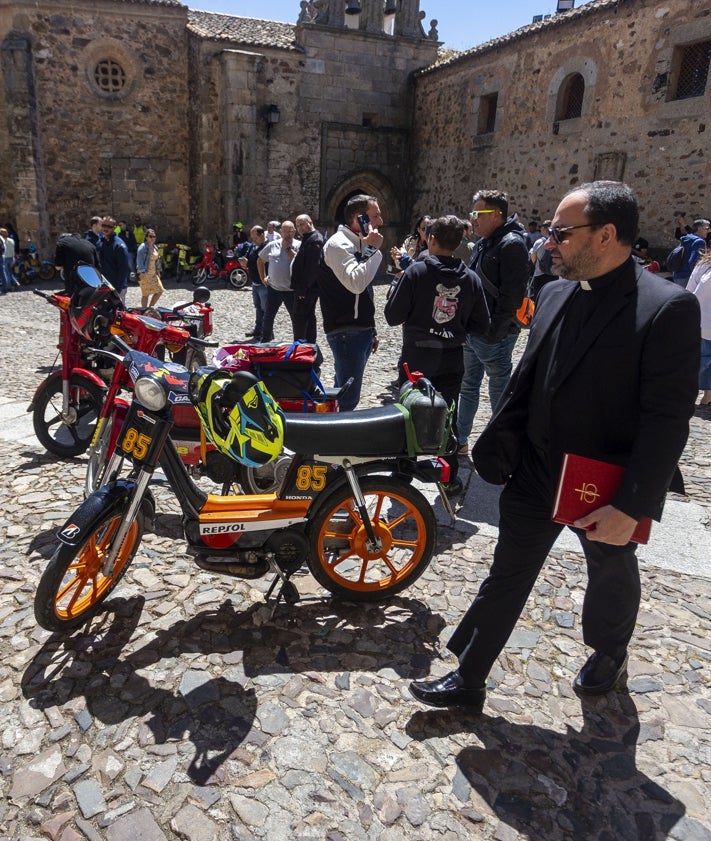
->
xmin=410 ymin=181 xmax=701 ymax=711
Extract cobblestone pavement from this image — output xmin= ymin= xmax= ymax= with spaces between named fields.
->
xmin=1 ymin=280 xmax=710 ymax=841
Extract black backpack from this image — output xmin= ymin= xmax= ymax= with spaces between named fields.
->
xmin=538 ymin=246 xmax=554 ymax=275
xmin=666 ymin=243 xmax=685 ymax=273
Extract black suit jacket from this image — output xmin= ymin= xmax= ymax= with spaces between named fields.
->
xmin=472 ymin=260 xmax=701 ymax=521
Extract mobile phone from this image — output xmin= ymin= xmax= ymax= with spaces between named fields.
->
xmin=357 ymin=213 xmax=370 ymax=236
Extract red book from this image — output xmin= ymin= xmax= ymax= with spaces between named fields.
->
xmin=551 ymin=453 xmax=652 ymax=544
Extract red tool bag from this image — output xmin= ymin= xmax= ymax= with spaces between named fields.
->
xmin=214 ymin=341 xmax=328 ymax=409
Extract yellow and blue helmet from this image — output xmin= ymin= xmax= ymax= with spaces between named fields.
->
xmin=189 ymin=368 xmax=284 ymax=467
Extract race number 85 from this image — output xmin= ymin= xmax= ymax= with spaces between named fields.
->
xmin=121 ymin=427 xmax=152 ymax=460
xmin=295 ymin=465 xmax=327 ymax=491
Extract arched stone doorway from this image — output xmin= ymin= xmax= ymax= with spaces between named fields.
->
xmin=321 ymin=169 xmax=401 ymax=259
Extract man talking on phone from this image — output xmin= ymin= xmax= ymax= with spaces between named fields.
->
xmin=318 ymin=194 xmax=383 ymax=411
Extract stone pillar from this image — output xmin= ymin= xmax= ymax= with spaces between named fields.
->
xmin=217 ymin=49 xmax=264 ymax=237
xmin=394 ymin=0 xmax=426 ymax=38
xmin=362 ymin=0 xmax=384 ymax=33
xmin=0 ymin=34 xmax=50 ymax=254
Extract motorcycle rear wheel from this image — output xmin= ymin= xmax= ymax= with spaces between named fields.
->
xmin=169 ymin=346 xmax=207 ymax=373
xmin=233 ymin=452 xmax=293 ymax=495
xmin=33 ymin=373 xmax=104 ymax=458
xmin=34 ymin=512 xmax=142 ymax=631
xmin=39 ymin=263 xmax=57 ymax=281
xmin=228 ymin=267 xmax=248 ymax=290
xmin=307 ymin=476 xmax=435 ymax=601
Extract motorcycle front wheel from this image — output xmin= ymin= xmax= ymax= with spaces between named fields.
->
xmin=228 ymin=267 xmax=248 ymax=290
xmin=191 ymin=267 xmax=208 ymax=287
xmin=33 ymin=373 xmax=104 ymax=458
xmin=307 ymin=476 xmax=436 ymax=602
xmin=34 ymin=512 xmax=142 ymax=631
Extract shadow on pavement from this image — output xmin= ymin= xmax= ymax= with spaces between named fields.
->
xmin=22 ymin=594 xmax=444 ymax=785
xmin=406 ymin=691 xmax=686 ymax=840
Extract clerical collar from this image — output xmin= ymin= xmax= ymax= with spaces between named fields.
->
xmin=577 ymin=257 xmax=632 ymax=292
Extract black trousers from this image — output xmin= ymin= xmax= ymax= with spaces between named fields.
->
xmin=292 ymin=290 xmax=318 ymax=344
xmin=448 ymin=443 xmax=641 ymax=684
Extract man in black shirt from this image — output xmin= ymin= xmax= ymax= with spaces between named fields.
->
xmin=291 ymin=214 xmax=323 ymax=344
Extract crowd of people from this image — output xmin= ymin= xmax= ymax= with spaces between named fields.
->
xmin=11 ymin=180 xmax=711 ymax=714
xmin=229 ymin=184 xmax=709 ymax=714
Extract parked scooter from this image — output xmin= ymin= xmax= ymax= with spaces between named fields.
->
xmin=86 ymin=337 xmax=344 ymax=498
xmin=34 ymin=341 xmax=452 ymax=632
xmin=13 ymin=235 xmax=57 ymax=284
xmin=29 ymin=274 xmax=213 ymax=458
xmin=191 ymin=241 xmax=248 ymax=290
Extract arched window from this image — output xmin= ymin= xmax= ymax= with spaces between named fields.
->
xmin=556 ymin=73 xmax=585 ymax=120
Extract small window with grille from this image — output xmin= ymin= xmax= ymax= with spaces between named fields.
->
xmin=477 ymin=93 xmax=498 ymax=135
xmin=93 ymin=58 xmax=127 ymax=94
xmin=556 ymin=73 xmax=585 ymax=120
xmin=672 ymin=40 xmax=711 ymax=101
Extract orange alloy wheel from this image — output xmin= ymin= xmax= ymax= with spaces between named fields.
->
xmin=306 ymin=477 xmax=436 ymax=601
xmin=35 ymin=513 xmax=143 ymax=631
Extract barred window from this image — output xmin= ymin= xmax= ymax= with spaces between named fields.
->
xmin=477 ymin=93 xmax=498 ymax=135
xmin=556 ymin=73 xmax=585 ymax=120
xmin=94 ymin=58 xmax=126 ymax=94
xmin=673 ymin=40 xmax=711 ymax=100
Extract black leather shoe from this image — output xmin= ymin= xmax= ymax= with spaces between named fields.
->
xmin=574 ymin=651 xmax=628 ymax=695
xmin=409 ymin=670 xmax=486 ymax=711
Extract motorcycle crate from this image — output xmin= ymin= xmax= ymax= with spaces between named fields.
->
xmin=213 ymin=341 xmax=334 ymax=413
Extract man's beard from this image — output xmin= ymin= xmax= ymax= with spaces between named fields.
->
xmin=552 ymin=249 xmax=598 ymax=282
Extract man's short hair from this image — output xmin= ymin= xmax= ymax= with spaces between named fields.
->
xmin=472 ymin=190 xmax=509 ymax=217
xmin=90 ymin=216 xmax=102 ymax=226
xmin=251 ymin=225 xmax=265 ymax=236
xmin=692 ymin=219 xmax=710 ymax=232
xmin=569 ymin=181 xmax=639 ymax=246
xmin=429 ymin=215 xmax=467 ymax=252
xmin=344 ymin=194 xmax=377 ymax=225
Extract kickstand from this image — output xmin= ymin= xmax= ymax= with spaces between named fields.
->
xmin=265 ymin=562 xmax=300 ymax=617
xmin=437 ymin=484 xmax=457 ymax=527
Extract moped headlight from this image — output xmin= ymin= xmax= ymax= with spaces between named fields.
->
xmin=134 ymin=377 xmax=167 ymax=410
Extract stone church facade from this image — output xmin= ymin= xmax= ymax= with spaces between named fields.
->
xmin=0 ymin=0 xmax=709 ymax=259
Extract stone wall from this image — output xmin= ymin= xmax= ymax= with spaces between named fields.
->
xmin=411 ymin=0 xmax=711 ymax=251
xmin=0 ymin=0 xmax=189 ymax=249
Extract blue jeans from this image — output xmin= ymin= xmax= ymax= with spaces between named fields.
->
xmin=261 ymin=287 xmax=294 ymax=343
xmin=327 ymin=328 xmax=375 ymax=412
xmin=251 ymin=283 xmax=269 ymax=339
xmin=700 ymin=338 xmax=711 ymax=389
xmin=3 ymin=257 xmax=16 ymax=291
xmin=457 ymin=332 xmax=518 ymax=443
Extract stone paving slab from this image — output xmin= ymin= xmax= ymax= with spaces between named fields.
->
xmin=0 ymin=281 xmax=710 ymax=841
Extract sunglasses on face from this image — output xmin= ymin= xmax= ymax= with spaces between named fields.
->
xmin=101 ymin=225 xmax=114 ymax=230
xmin=546 ymin=223 xmax=595 ymax=244
xmin=469 ymin=209 xmax=497 ymax=220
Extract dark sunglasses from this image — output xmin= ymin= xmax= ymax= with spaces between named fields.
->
xmin=547 ymin=223 xmax=596 ymax=244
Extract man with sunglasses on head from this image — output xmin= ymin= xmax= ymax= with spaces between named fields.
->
xmin=409 ymin=181 xmax=700 ymax=712
xmin=456 ymin=190 xmax=529 ymax=455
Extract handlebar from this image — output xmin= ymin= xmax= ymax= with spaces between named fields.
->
xmin=33 ymin=288 xmax=56 ymax=301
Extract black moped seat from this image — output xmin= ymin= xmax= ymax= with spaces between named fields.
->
xmin=283 ymin=404 xmax=407 ymax=457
